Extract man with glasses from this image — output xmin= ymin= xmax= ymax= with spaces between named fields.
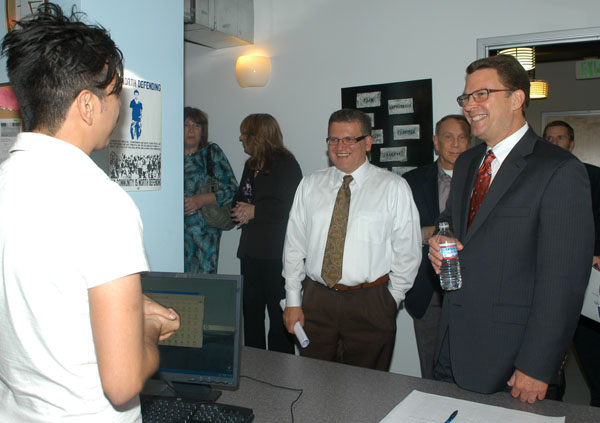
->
xmin=404 ymin=114 xmax=471 ymax=379
xmin=282 ymin=108 xmax=421 ymax=370
xmin=428 ymin=55 xmax=593 ymax=403
xmin=543 ymin=119 xmax=600 ymax=407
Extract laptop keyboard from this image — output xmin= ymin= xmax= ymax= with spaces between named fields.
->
xmin=141 ymin=395 xmax=254 ymax=423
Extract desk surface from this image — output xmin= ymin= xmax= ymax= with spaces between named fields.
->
xmin=219 ymin=347 xmax=600 ymax=423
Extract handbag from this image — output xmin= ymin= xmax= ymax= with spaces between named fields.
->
xmin=199 ymin=144 xmax=235 ymax=231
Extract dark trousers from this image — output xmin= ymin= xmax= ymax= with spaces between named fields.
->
xmin=241 ymin=258 xmax=294 ymax=354
xmin=574 ymin=316 xmax=600 ymax=406
xmin=434 ymin=329 xmax=564 ymax=400
xmin=413 ymin=290 xmax=442 ymax=379
xmin=300 ymin=278 xmax=397 ymax=371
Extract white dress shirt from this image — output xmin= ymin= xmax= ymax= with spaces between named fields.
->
xmin=283 ymin=160 xmax=421 ymax=307
xmin=486 ymin=123 xmax=529 ymax=183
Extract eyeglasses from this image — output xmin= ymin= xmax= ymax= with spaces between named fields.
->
xmin=326 ymin=135 xmax=368 ymax=145
xmin=184 ymin=122 xmax=201 ymax=129
xmin=456 ymin=88 xmax=513 ymax=107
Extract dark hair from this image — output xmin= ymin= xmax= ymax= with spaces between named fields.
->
xmin=328 ymin=109 xmax=372 ymax=136
xmin=1 ymin=2 xmax=124 ymax=134
xmin=543 ymin=120 xmax=574 ymax=140
xmin=435 ymin=114 xmax=471 ymax=137
xmin=240 ymin=113 xmax=292 ymax=172
xmin=184 ymin=106 xmax=209 ymax=147
xmin=466 ymin=55 xmax=530 ymax=116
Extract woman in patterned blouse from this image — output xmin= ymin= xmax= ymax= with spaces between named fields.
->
xmin=184 ymin=107 xmax=237 ymax=273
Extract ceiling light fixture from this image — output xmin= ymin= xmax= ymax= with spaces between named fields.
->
xmin=530 ymin=79 xmax=548 ymax=99
xmin=499 ymin=47 xmax=536 ymax=71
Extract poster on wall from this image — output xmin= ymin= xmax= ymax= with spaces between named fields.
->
xmin=341 ymin=79 xmax=433 ymax=175
xmin=0 ymin=85 xmax=22 ymax=164
xmin=108 ymin=71 xmax=162 ymax=191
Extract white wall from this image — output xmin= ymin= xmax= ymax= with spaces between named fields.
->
xmin=185 ymin=0 xmax=600 ymax=376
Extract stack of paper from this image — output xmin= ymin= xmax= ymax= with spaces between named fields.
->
xmin=379 ymin=390 xmax=564 ymax=423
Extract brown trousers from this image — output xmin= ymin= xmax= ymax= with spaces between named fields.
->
xmin=300 ymin=277 xmax=398 ymax=370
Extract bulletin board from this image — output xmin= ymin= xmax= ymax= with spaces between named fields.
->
xmin=341 ymin=79 xmax=433 ymax=175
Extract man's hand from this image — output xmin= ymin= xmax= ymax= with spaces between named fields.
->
xmin=507 ymin=369 xmax=548 ymax=403
xmin=143 ymin=294 xmax=180 ymax=341
xmin=428 ymin=235 xmax=464 ymax=274
xmin=283 ymin=306 xmax=304 ymax=334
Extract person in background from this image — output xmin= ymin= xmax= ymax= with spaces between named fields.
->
xmin=231 ymin=113 xmax=302 ymax=354
xmin=428 ymin=55 xmax=593 ymax=403
xmin=0 ymin=4 xmax=179 ymax=421
xmin=543 ymin=119 xmax=600 ymax=407
xmin=282 ymin=108 xmax=421 ymax=370
xmin=184 ymin=107 xmax=237 ymax=273
xmin=403 ymin=114 xmax=471 ymax=379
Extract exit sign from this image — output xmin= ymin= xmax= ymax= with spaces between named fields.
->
xmin=576 ymin=59 xmax=600 ymax=79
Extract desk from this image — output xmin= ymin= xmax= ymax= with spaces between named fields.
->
xmin=219 ymin=347 xmax=600 ymax=423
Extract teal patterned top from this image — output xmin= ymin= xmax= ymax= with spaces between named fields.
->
xmin=184 ymin=143 xmax=237 ymax=273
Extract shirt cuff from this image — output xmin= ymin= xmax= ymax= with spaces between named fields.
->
xmin=285 ymin=285 xmax=303 ymax=307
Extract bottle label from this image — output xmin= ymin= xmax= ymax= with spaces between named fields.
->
xmin=440 ymin=242 xmax=458 ymax=260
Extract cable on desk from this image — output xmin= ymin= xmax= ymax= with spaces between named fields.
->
xmin=241 ymin=375 xmax=303 ymax=423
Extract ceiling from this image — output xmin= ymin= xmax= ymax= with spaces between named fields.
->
xmin=490 ymin=41 xmax=600 ymax=63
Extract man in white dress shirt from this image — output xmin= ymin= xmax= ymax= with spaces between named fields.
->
xmin=282 ymin=109 xmax=421 ymax=370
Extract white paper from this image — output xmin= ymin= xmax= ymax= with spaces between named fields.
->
xmin=388 ymin=98 xmax=414 ymax=115
xmin=372 ymin=129 xmax=384 ymax=145
xmin=356 ymin=91 xmax=381 ymax=108
xmin=279 ymin=299 xmax=309 ymax=348
xmin=581 ymin=267 xmax=600 ymax=323
xmin=393 ymin=124 xmax=420 ymax=140
xmin=379 ymin=390 xmax=564 ymax=423
xmin=380 ymin=146 xmax=407 ymax=163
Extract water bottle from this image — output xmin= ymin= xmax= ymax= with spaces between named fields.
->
xmin=437 ymin=222 xmax=462 ymax=291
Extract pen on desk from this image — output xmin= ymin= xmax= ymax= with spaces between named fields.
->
xmin=444 ymin=409 xmax=458 ymax=423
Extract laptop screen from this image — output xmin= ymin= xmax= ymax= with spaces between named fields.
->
xmin=141 ymin=272 xmax=243 ymax=391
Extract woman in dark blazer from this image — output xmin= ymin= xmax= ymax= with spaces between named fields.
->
xmin=231 ymin=114 xmax=302 ymax=353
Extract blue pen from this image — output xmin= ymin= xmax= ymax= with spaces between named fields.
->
xmin=445 ymin=409 xmax=458 ymax=423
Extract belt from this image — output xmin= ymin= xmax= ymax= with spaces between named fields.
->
xmin=332 ymin=274 xmax=389 ymax=291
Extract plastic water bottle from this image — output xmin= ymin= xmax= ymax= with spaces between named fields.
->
xmin=437 ymin=222 xmax=462 ymax=291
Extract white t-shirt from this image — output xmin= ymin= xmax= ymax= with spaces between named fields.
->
xmin=0 ymin=133 xmax=149 ymax=422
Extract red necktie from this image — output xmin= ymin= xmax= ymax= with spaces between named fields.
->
xmin=468 ymin=150 xmax=495 ymax=229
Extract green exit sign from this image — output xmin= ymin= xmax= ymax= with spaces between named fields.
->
xmin=576 ymin=59 xmax=600 ymax=79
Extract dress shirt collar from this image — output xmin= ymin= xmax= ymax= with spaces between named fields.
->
xmin=485 ymin=123 xmax=528 ymax=167
xmin=437 ymin=160 xmax=453 ymax=178
xmin=333 ymin=158 xmax=370 ymax=187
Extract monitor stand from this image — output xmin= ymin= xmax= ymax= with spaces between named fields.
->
xmin=142 ymin=379 xmax=222 ymax=402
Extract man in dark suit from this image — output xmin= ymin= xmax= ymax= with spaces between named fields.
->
xmin=428 ymin=55 xmax=593 ymax=404
xmin=404 ymin=115 xmax=471 ymax=379
xmin=543 ymin=120 xmax=600 ymax=407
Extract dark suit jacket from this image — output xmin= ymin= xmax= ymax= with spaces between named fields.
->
xmin=437 ymin=128 xmax=594 ymax=394
xmin=403 ymin=161 xmax=443 ymax=318
xmin=234 ymin=151 xmax=302 ymax=260
xmin=584 ymin=163 xmax=600 ymax=255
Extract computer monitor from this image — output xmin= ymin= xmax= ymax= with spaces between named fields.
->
xmin=141 ymin=271 xmax=243 ymax=401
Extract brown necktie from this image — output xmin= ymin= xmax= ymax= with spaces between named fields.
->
xmin=321 ymin=175 xmax=353 ymax=287
xmin=468 ymin=150 xmax=495 ymax=229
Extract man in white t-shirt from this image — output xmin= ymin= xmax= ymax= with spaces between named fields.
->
xmin=0 ymin=3 xmax=180 ymax=422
